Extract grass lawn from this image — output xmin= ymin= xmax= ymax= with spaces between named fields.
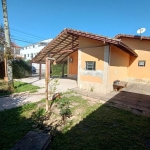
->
xmin=0 ymin=95 xmax=150 ymax=150
xmin=51 ymin=96 xmax=150 ymax=150
xmin=0 ymin=80 xmax=40 ymax=96
xmin=0 ymin=99 xmax=46 ymax=150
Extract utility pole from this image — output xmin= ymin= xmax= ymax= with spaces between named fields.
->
xmin=1 ymin=0 xmax=13 ymax=86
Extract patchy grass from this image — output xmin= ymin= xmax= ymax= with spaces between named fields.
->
xmin=0 ymin=81 xmax=40 ymax=96
xmin=0 ymin=100 xmax=46 ymax=150
xmin=14 ymin=81 xmax=40 ymax=93
xmin=51 ymin=96 xmax=150 ymax=150
xmin=1 ymin=94 xmax=150 ymax=150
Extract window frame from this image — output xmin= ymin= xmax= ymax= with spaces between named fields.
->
xmin=31 ymin=53 xmax=33 ymax=59
xmin=85 ymin=61 xmax=96 ymax=70
xmin=138 ymin=60 xmax=146 ymax=67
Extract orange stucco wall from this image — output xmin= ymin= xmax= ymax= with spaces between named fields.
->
xmin=79 ymin=36 xmax=104 ymax=83
xmin=68 ymin=51 xmax=78 ymax=75
xmin=121 ymin=38 xmax=150 ymax=79
xmin=109 ymin=45 xmax=130 ymax=83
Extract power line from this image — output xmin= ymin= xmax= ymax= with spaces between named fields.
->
xmin=10 ymin=27 xmax=46 ymax=39
xmin=10 ymin=32 xmax=44 ymax=40
xmin=11 ymin=37 xmax=36 ymax=44
xmin=11 ymin=34 xmax=39 ymax=43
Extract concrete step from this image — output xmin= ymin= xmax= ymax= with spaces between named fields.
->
xmin=11 ymin=131 xmax=51 ymax=150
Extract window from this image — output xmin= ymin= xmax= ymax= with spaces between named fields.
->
xmin=138 ymin=60 xmax=146 ymax=67
xmin=24 ymin=54 xmax=26 ymax=59
xmin=86 ymin=61 xmax=96 ymax=70
xmin=31 ymin=53 xmax=33 ymax=59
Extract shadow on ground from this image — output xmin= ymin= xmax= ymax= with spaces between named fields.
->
xmin=0 ymin=102 xmax=57 ymax=150
xmin=1 ymin=89 xmax=150 ymax=150
xmin=50 ymin=90 xmax=150 ymax=150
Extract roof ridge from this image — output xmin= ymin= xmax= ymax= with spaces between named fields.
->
xmin=115 ymin=34 xmax=150 ymax=39
xmin=66 ymin=28 xmax=121 ymax=41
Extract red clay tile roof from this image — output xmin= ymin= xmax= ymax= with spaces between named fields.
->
xmin=32 ymin=29 xmax=138 ymax=64
xmin=11 ymin=42 xmax=21 ymax=48
xmin=115 ymin=34 xmax=150 ymax=40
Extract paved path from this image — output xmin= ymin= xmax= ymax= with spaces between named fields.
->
xmin=73 ymin=83 xmax=150 ymax=116
xmin=0 ymin=77 xmax=77 ymax=111
xmin=1 ymin=78 xmax=150 ymax=116
xmin=0 ymin=93 xmax=45 ymax=111
xmin=16 ymin=76 xmax=77 ymax=93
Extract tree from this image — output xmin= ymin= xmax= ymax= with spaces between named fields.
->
xmin=0 ymin=25 xmax=5 ymax=61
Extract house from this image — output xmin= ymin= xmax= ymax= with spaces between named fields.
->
xmin=20 ymin=39 xmax=52 ymax=73
xmin=32 ymin=29 xmax=150 ymax=93
xmin=0 ymin=41 xmax=21 ymax=61
xmin=11 ymin=42 xmax=22 ymax=59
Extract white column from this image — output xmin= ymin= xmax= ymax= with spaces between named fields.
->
xmin=103 ymin=45 xmax=110 ymax=93
xmin=78 ymin=49 xmax=81 ymax=87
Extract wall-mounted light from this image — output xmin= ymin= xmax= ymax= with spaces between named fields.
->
xmin=69 ymin=57 xmax=73 ymax=63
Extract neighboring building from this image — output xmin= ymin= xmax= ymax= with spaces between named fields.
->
xmin=20 ymin=39 xmax=52 ymax=72
xmin=11 ymin=42 xmax=21 ymax=59
xmin=32 ymin=29 xmax=150 ymax=93
xmin=0 ymin=42 xmax=21 ymax=61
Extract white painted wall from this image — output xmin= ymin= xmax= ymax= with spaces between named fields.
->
xmin=20 ymin=39 xmax=52 ymax=70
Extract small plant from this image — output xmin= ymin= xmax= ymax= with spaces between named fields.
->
xmin=56 ymin=97 xmax=72 ymax=122
xmin=49 ymin=79 xmax=59 ymax=94
xmin=48 ymin=78 xmax=72 ymax=123
xmin=48 ymin=79 xmax=59 ymax=110
xmin=90 ymin=86 xmax=94 ymax=92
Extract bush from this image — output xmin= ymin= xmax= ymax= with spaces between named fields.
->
xmin=12 ymin=59 xmax=32 ymax=79
xmin=51 ymin=64 xmax=67 ymax=76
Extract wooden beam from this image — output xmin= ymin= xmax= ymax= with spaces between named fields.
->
xmin=58 ymin=49 xmax=78 ymax=63
xmin=38 ymin=34 xmax=71 ymax=62
xmin=56 ymin=43 xmax=79 ymax=61
xmin=51 ymin=36 xmax=79 ymax=59
xmin=39 ymin=63 xmax=42 ymax=80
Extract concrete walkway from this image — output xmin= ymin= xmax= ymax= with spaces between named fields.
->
xmin=16 ymin=76 xmax=77 ymax=93
xmin=73 ymin=83 xmax=150 ymax=116
xmin=0 ymin=77 xmax=77 ymax=111
xmin=1 ymin=77 xmax=150 ymax=117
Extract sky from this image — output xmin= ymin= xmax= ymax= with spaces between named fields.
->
xmin=0 ymin=0 xmax=150 ymax=46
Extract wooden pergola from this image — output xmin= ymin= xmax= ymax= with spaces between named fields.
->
xmin=32 ymin=29 xmax=80 ymax=64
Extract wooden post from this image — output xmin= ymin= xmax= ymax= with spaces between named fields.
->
xmin=45 ymin=57 xmax=50 ymax=111
xmin=39 ymin=63 xmax=41 ymax=80
xmin=62 ymin=62 xmax=65 ymax=77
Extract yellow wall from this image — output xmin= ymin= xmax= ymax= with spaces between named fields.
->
xmin=69 ymin=51 xmax=78 ymax=75
xmin=79 ymin=36 xmax=105 ymax=83
xmin=121 ymin=38 xmax=150 ymax=79
xmin=109 ymin=45 xmax=130 ymax=83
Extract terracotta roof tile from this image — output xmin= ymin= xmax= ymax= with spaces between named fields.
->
xmin=115 ymin=34 xmax=150 ymax=40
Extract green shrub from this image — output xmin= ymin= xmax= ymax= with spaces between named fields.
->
xmin=56 ymin=97 xmax=72 ymax=122
xmin=12 ymin=59 xmax=32 ymax=79
xmin=51 ymin=64 xmax=67 ymax=76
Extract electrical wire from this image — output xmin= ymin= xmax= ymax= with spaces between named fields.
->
xmin=10 ymin=31 xmax=44 ymax=40
xmin=10 ymin=27 xmax=45 ymax=40
xmin=11 ymin=38 xmax=36 ymax=44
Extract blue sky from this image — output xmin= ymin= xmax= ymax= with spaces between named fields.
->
xmin=0 ymin=0 xmax=150 ymax=46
